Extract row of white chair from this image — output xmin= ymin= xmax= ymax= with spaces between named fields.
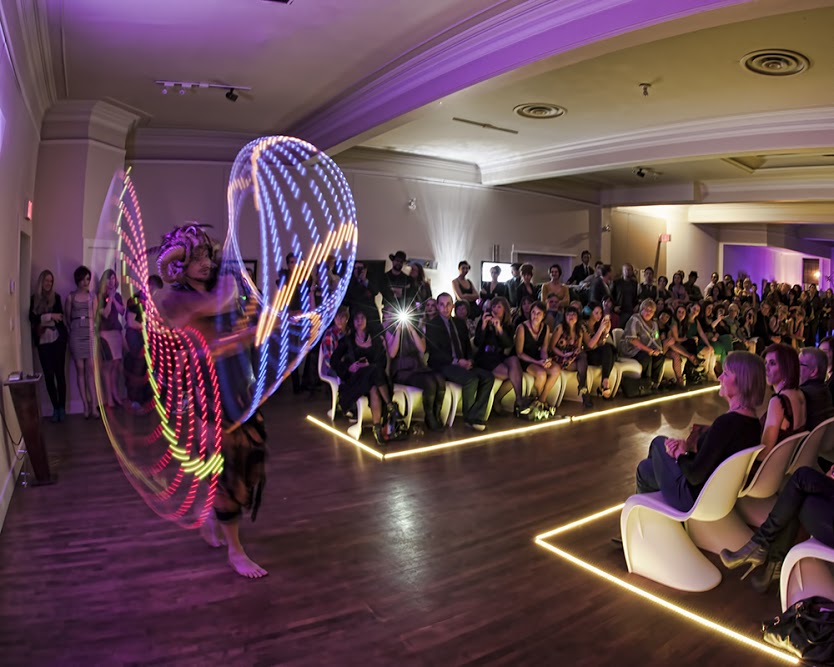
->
xmin=621 ymin=416 xmax=834 ymax=593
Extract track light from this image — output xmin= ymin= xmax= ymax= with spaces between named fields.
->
xmin=225 ymin=88 xmax=239 ymax=102
xmin=634 ymin=167 xmax=646 ymax=178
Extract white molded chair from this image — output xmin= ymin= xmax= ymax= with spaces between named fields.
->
xmin=780 ymin=538 xmax=834 ymax=611
xmin=735 ymin=432 xmax=808 ymax=528
xmin=788 ymin=417 xmax=834 ymax=475
xmin=317 ymin=349 xmax=341 ymax=420
xmin=558 ymin=364 xmax=603 ymax=402
xmin=620 ymin=445 xmax=763 ymax=592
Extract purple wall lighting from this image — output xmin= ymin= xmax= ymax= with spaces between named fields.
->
xmin=722 ymin=244 xmax=831 ymax=288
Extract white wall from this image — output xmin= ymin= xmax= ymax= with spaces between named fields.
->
xmin=0 ymin=26 xmax=43 ymax=530
xmin=128 ymin=153 xmax=593 ymax=298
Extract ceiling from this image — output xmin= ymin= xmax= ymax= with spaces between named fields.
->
xmin=39 ymin=0 xmax=834 ymax=211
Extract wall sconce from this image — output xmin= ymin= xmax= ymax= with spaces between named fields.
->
xmin=601 ymin=225 xmax=612 ymax=233
xmin=407 ymin=198 xmax=417 ymax=211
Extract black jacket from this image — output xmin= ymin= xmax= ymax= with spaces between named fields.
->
xmin=425 ymin=316 xmax=472 ymax=369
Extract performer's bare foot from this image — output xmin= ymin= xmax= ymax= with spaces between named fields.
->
xmin=228 ymin=549 xmax=268 ymax=578
xmin=200 ymin=514 xmax=225 ymax=548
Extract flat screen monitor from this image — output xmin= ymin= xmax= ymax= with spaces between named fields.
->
xmin=479 ymin=261 xmax=514 ymax=284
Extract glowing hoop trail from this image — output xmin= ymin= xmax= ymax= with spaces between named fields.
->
xmin=91 ymin=136 xmax=358 ymax=527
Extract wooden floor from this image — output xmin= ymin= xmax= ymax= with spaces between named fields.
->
xmin=0 ymin=386 xmax=788 ymax=666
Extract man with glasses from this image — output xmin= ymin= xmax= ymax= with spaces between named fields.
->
xmin=799 ymin=347 xmax=834 ymax=431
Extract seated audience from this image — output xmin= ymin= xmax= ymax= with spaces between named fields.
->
xmin=720 ymin=464 xmax=834 ymax=594
xmin=618 ymin=299 xmax=665 ymax=389
xmin=656 ymin=275 xmax=671 ymax=302
xmin=601 ymin=295 xmax=619 ymax=330
xmin=454 ymin=300 xmax=476 ymax=342
xmin=669 ymin=271 xmax=689 ymax=306
xmin=543 ymin=292 xmax=563 ymax=332
xmin=320 ymin=305 xmax=350 ymax=378
xmin=515 ymin=300 xmax=561 ymax=416
xmin=799 ymin=347 xmax=834 ymax=431
xmin=474 ymin=296 xmax=524 ymax=415
xmin=582 ymin=302 xmax=615 ymax=399
xmin=513 ymin=294 xmax=533 ymax=328
xmin=552 ymin=306 xmax=592 ymax=408
xmin=425 ymin=293 xmax=493 ymax=431
xmin=635 ymin=351 xmax=765 ymax=511
xmin=758 ymin=344 xmax=807 ymax=463
xmin=330 ymin=311 xmax=396 ymax=443
xmin=384 ymin=308 xmax=446 ymax=432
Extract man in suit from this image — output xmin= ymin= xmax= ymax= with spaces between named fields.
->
xmin=589 ymin=264 xmax=613 ymax=306
xmin=612 ymin=263 xmax=639 ymax=328
xmin=506 ymin=262 xmax=522 ymax=308
xmin=425 ymin=292 xmax=493 ymax=431
xmin=568 ymin=250 xmax=594 ymax=286
xmin=345 ymin=261 xmax=382 ymax=336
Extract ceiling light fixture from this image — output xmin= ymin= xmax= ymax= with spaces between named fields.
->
xmin=155 ymin=80 xmax=251 ymax=98
xmin=740 ymin=49 xmax=809 ymax=77
xmin=632 ymin=166 xmax=661 ymax=180
xmin=513 ymin=103 xmax=566 ymax=119
xmin=639 ymin=83 xmax=651 ymax=97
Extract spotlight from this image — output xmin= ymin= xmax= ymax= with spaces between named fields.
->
xmin=633 ymin=167 xmax=646 ymax=178
xmin=225 ymin=88 xmax=239 ymax=102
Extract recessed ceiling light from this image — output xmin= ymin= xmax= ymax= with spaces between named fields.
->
xmin=740 ymin=49 xmax=809 ymax=77
xmin=513 ymin=103 xmax=567 ymax=119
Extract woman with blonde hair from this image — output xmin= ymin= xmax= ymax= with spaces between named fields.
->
xmin=29 ymin=270 xmax=68 ymax=422
xmin=633 ymin=351 xmax=765 ymax=511
xmin=98 ymin=268 xmax=126 ymax=408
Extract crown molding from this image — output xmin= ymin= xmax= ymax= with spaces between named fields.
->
xmin=126 ymin=128 xmax=259 ymax=162
xmin=480 ymin=107 xmax=834 ymax=185
xmin=334 ymin=146 xmax=480 ymax=184
xmin=688 ymin=202 xmax=834 ymax=225
xmin=41 ymin=100 xmax=140 ymax=148
xmin=288 ymin=0 xmax=752 ymax=152
xmin=0 ymin=0 xmax=58 ymax=132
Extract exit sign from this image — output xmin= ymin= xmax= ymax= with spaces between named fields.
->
xmin=659 ymin=233 xmax=671 ymax=243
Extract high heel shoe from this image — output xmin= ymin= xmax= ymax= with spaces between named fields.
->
xmin=719 ymin=539 xmax=769 ymax=579
xmin=596 ymin=385 xmax=612 ymax=399
xmin=750 ymin=559 xmax=782 ymax=594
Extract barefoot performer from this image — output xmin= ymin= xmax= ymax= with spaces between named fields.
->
xmin=156 ymin=224 xmax=268 ymax=578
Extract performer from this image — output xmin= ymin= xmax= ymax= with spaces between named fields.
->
xmin=155 ymin=224 xmax=268 ymax=579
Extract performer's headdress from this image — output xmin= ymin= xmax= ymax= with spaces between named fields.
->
xmin=150 ymin=223 xmax=216 ymax=284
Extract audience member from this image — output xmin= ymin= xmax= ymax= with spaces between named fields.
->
xmin=634 ymin=351 xmax=764 ymax=511
xmin=568 ymin=250 xmax=593 ymax=285
xmin=758 ymin=344 xmax=807 ymax=464
xmin=480 ymin=264 xmax=508 ymax=302
xmin=345 ymin=260 xmax=382 ymax=336
xmin=582 ymin=302 xmax=615 ymax=398
xmin=515 ymin=301 xmax=561 ymax=415
xmin=612 ymin=263 xmax=638 ymax=327
xmin=382 ymin=250 xmax=412 ymax=312
xmin=589 ymin=264 xmax=612 ymax=305
xmin=452 ymin=260 xmax=481 ymax=319
xmin=506 ymin=262 xmax=522 ymax=308
xmin=66 ymin=265 xmax=98 ymax=419
xmin=474 ymin=297 xmax=524 ymax=416
xmin=98 ymin=268 xmax=126 ymax=409
xmin=408 ymin=262 xmax=432 ymax=308
xmin=540 ymin=264 xmax=569 ymax=308
xmin=798 ymin=347 xmax=834 ymax=431
xmin=619 ymin=299 xmax=665 ymax=388
xmin=551 ymin=306 xmax=592 ymax=408
xmin=425 ymin=293 xmax=493 ymax=431
xmin=384 ymin=308 xmax=446 ymax=432
xmin=516 ymin=263 xmax=539 ymax=304
xmin=637 ymin=266 xmax=658 ymax=303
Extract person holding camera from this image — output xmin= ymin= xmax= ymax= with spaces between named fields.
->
xmin=582 ymin=302 xmax=615 ymax=399
xmin=384 ymin=308 xmax=446 ymax=431
xmin=474 ymin=296 xmax=524 ymax=416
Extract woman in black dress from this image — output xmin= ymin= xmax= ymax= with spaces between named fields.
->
xmin=582 ymin=302 xmax=615 ymax=399
xmin=331 ymin=311 xmax=396 ymax=443
xmin=452 ymin=260 xmax=480 ymax=319
xmin=474 ymin=296 xmax=523 ymax=415
xmin=515 ymin=301 xmax=560 ymax=416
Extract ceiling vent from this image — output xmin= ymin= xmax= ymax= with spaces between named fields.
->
xmin=740 ymin=49 xmax=809 ymax=76
xmin=513 ymin=103 xmax=566 ymax=119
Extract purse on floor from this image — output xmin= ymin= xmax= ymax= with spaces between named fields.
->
xmin=762 ymin=595 xmax=834 ymax=663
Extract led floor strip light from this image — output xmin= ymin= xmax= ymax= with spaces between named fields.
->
xmin=534 ymin=504 xmax=798 ymax=665
xmin=307 ymin=385 xmax=720 ymax=461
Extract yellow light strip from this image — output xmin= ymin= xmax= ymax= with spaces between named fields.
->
xmin=534 ymin=506 xmax=798 ymax=665
xmin=305 ymin=415 xmax=385 ymax=460
xmin=534 ymin=503 xmax=625 ymax=541
xmin=306 ymin=386 xmax=721 ymax=461
xmin=571 ymin=385 xmax=719 ymax=422
xmin=383 ymin=417 xmax=571 ymax=459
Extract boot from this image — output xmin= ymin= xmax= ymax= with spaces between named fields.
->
xmin=750 ymin=559 xmax=782 ymax=594
xmin=719 ymin=539 xmax=769 ymax=579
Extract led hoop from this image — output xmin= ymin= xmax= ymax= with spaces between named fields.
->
xmin=224 ymin=136 xmax=358 ymax=427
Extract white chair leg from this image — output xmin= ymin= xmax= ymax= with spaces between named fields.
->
xmin=686 ymin=510 xmax=754 ymax=555
xmin=622 ymin=504 xmax=722 ymax=592
xmin=327 ymin=389 xmax=338 ymax=420
xmin=346 ymin=396 xmax=368 ymax=440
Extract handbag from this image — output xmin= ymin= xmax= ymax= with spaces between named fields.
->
xmin=762 ymin=596 xmax=834 ymax=663
xmin=621 ymin=376 xmax=653 ymax=398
